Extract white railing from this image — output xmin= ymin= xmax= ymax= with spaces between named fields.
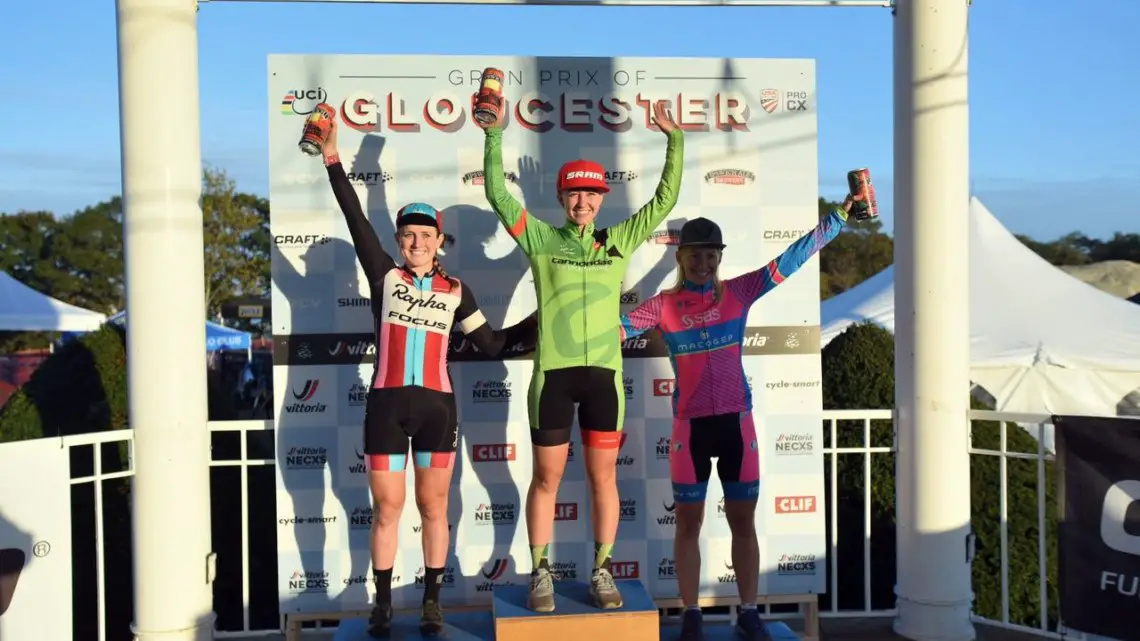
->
xmin=58 ymin=410 xmax=1065 ymax=640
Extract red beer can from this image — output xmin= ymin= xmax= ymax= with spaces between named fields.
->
xmin=473 ymin=68 xmax=505 ymax=126
xmin=846 ymin=168 xmax=878 ymax=221
xmin=298 ymin=103 xmax=337 ymax=156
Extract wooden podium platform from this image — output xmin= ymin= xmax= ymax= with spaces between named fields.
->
xmin=492 ymin=580 xmax=659 ymax=641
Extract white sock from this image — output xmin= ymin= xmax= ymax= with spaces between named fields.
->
xmin=740 ymin=603 xmax=757 ymax=611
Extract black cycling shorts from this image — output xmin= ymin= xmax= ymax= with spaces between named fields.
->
xmin=363 ymin=386 xmax=458 ymax=472
xmin=528 ymin=366 xmax=624 ymax=448
xmin=670 ymin=411 xmax=760 ymax=504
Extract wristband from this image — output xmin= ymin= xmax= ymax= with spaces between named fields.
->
xmin=323 ymin=153 xmax=340 ymax=167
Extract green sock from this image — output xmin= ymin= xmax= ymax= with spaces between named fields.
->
xmin=530 ymin=544 xmax=549 ymax=572
xmin=594 ymin=542 xmax=614 ymax=570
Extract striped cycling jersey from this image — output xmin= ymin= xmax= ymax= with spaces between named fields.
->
xmin=620 ymin=208 xmax=848 ymax=419
xmin=325 ymin=161 xmax=535 ymax=394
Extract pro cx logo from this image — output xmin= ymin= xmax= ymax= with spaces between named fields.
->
xmin=1100 ymin=480 xmax=1140 ymax=556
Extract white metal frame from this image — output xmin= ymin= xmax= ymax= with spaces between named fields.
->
xmin=114 ymin=0 xmax=972 ymax=639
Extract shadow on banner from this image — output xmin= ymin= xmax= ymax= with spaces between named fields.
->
xmin=1053 ymin=414 xmax=1140 ymax=641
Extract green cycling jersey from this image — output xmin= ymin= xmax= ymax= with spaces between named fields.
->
xmin=482 ymin=127 xmax=685 ymax=373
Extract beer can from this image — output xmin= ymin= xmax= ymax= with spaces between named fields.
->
xmin=846 ymin=167 xmax=879 ymax=220
xmin=473 ymin=67 xmax=505 ymax=125
xmin=298 ymin=103 xmax=336 ymax=156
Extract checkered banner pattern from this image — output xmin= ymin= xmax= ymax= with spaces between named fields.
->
xmin=267 ymin=54 xmax=825 ymax=615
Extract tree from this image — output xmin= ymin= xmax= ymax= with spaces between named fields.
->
xmin=202 ymin=166 xmax=271 ymax=319
xmin=817 ymin=198 xmax=894 ymax=300
xmin=821 ymin=322 xmax=1058 ymax=627
xmin=53 ymin=198 xmax=126 ymax=314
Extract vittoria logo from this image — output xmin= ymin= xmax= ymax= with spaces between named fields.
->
xmin=462 ymin=169 xmax=519 ymax=186
xmin=760 ymin=88 xmax=780 ymax=113
xmin=704 ymin=169 xmax=756 ymax=185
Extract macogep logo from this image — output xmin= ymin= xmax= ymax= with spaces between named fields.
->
xmin=281 ymin=88 xmax=329 ymax=116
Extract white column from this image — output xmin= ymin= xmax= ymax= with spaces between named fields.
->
xmin=115 ymin=0 xmax=215 ymax=639
xmin=892 ymin=1 xmax=975 ymax=640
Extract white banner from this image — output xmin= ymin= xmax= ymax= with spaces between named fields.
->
xmin=267 ymin=54 xmax=825 ymax=614
xmin=0 ymin=437 xmax=73 ymax=640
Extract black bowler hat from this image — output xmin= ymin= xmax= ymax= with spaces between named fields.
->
xmin=678 ymin=217 xmax=726 ymax=249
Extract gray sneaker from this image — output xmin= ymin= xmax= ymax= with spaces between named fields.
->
xmin=589 ymin=567 xmax=623 ymax=609
xmin=527 ymin=567 xmax=556 ymax=613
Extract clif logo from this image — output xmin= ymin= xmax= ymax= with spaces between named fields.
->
xmin=555 ymin=503 xmax=579 ymax=521
xmin=611 ymin=561 xmax=640 ymax=579
xmin=653 ymin=379 xmax=676 ymax=396
xmin=473 ymin=444 xmax=516 ymax=462
xmin=775 ymin=496 xmax=817 ymax=514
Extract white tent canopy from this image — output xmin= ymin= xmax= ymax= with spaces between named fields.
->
xmin=0 ymin=271 xmax=108 ymax=332
xmin=820 ymin=197 xmax=1140 ymax=421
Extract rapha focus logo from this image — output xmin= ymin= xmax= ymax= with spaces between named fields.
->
xmin=656 ymin=500 xmax=677 ymax=527
xmin=472 ymin=380 xmax=511 ymax=403
xmin=285 ymin=379 xmax=327 ymax=414
xmin=703 ymin=169 xmax=756 ymax=186
xmin=414 ymin=565 xmax=457 ymax=590
xmin=474 ymin=502 xmax=517 ymax=526
xmin=477 ymin=558 xmax=513 ymax=592
xmin=462 ymin=169 xmax=519 ymax=186
xmin=284 ymin=446 xmax=328 ymax=470
xmin=287 ymin=569 xmax=330 ymax=594
xmin=280 ymin=88 xmax=328 ymax=116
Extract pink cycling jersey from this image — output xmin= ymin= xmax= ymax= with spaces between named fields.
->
xmin=620 ymin=209 xmax=848 ymax=420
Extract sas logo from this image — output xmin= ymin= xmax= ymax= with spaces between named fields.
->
xmin=704 ymin=169 xmax=756 ymax=186
xmin=281 ymin=88 xmax=328 ymax=116
xmin=760 ymin=88 xmax=780 ymax=113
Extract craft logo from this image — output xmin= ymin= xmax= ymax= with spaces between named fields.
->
xmin=273 ymin=233 xmax=331 ymax=248
xmin=343 ymin=571 xmax=401 ymax=587
xmin=775 ymin=496 xmax=817 ymax=514
xmin=476 ymin=558 xmax=513 ymax=592
xmin=554 ymin=502 xmax=579 ymax=521
xmin=760 ymin=88 xmax=780 ymax=113
xmin=763 ymin=229 xmax=810 ymax=242
xmin=348 ymin=504 xmax=372 ymax=530
xmin=284 ymin=445 xmax=328 ymax=470
xmin=462 ymin=169 xmax=519 ymax=186
xmin=329 ymin=339 xmax=375 ymax=360
xmin=281 ymin=87 xmax=328 ymax=116
xmin=347 ymin=449 xmax=366 ymax=475
xmin=338 ymin=297 xmax=370 ymax=308
xmin=703 ymin=169 xmax=756 ymax=185
xmin=284 ymin=379 xmax=327 ymax=414
xmin=623 ymin=375 xmax=634 ymax=399
xmin=347 ymin=382 xmax=367 ymax=408
xmin=414 ymin=565 xmax=457 ymax=590
xmin=0 ymin=548 xmax=26 ymax=617
xmin=656 ymin=500 xmax=677 ymax=527
xmin=611 ymin=561 xmax=640 ymax=579
xmin=717 ymin=560 xmax=737 ymax=584
xmin=474 ymin=502 xmax=517 ymax=526
xmin=604 ymin=170 xmax=638 ymax=185
xmin=278 ymin=514 xmax=338 ymax=526
xmin=776 ymin=553 xmax=818 ymax=576
xmin=654 ymin=378 xmax=676 ymax=396
xmin=775 ymin=432 xmax=814 ymax=456
xmin=472 ymin=380 xmax=511 ymax=403
xmin=473 ymin=443 xmax=516 ymax=463
xmin=551 ymin=559 xmax=579 ymax=580
xmin=346 ymin=171 xmax=392 ymax=185
xmin=616 ymin=432 xmax=635 ymax=468
xmin=655 ymin=436 xmax=671 ymax=460
xmin=620 ymin=497 xmax=639 ymax=522
xmin=657 ymin=557 xmax=676 ymax=580
xmin=647 ymin=229 xmax=681 ymax=246
xmin=287 ymin=569 xmax=330 ymax=594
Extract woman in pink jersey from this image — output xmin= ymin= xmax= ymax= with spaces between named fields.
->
xmin=619 ymin=196 xmax=862 ymax=641
xmin=319 ymin=117 xmax=537 ymax=638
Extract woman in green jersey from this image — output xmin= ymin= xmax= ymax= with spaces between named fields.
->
xmin=476 ymin=100 xmax=683 ymax=613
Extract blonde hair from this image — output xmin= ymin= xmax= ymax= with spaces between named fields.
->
xmin=431 ymin=241 xmax=459 ymax=293
xmin=664 ymin=247 xmax=724 ymax=301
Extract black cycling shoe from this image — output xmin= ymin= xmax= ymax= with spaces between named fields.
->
xmin=735 ymin=608 xmax=773 ymax=641
xmin=679 ymin=608 xmax=705 ymax=641
xmin=366 ymin=602 xmax=393 ymax=638
xmin=420 ymin=599 xmax=445 ymax=636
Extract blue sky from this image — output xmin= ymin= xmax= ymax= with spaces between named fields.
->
xmin=3 ymin=0 xmax=1138 ymax=241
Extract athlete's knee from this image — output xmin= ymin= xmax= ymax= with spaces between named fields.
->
xmin=674 ymin=503 xmax=704 ymax=539
xmin=530 ymin=464 xmax=563 ymax=495
xmin=722 ymin=496 xmax=758 ymax=535
xmin=585 ymin=459 xmax=618 ymax=488
xmin=416 ymin=495 xmax=448 ymax=524
xmin=373 ymin=498 xmax=404 ymax=529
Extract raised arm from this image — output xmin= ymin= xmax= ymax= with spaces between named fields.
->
xmin=619 ymin=293 xmax=666 ymax=341
xmin=608 ymin=103 xmax=685 ymax=254
xmin=325 ymin=157 xmax=396 ymax=291
xmin=452 ymin=282 xmax=539 ymax=358
xmin=725 ymin=207 xmax=849 ymax=305
xmin=482 ymin=127 xmax=552 ymax=254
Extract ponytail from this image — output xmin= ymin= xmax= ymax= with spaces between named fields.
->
xmin=432 ymin=255 xmax=459 ymax=292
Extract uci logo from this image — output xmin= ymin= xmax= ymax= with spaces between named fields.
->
xmin=1101 ymin=480 xmax=1140 ymax=556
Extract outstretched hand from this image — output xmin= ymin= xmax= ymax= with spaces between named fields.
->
xmin=652 ymin=101 xmax=678 ymax=135
xmin=321 ymin=114 xmax=340 ymax=164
